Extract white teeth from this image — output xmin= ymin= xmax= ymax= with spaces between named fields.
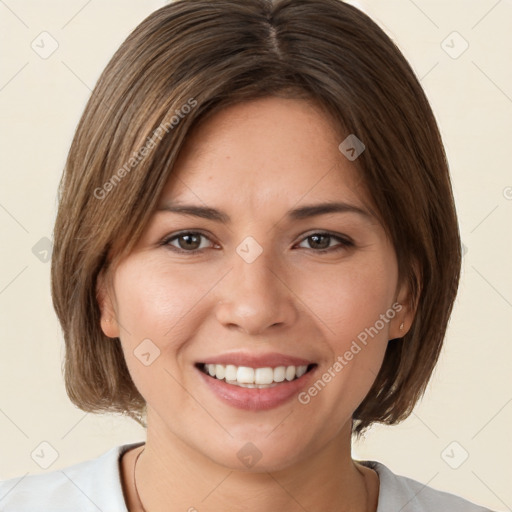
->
xmin=285 ymin=366 xmax=296 ymax=381
xmin=237 ymin=366 xmax=254 ymax=384
xmin=225 ymin=364 xmax=237 ymax=381
xmin=296 ymin=365 xmax=307 ymax=378
xmin=254 ymin=367 xmax=274 ymax=385
xmin=201 ymin=363 xmax=310 ymax=386
xmin=215 ymin=364 xmax=225 ymax=380
xmin=273 ymin=366 xmax=286 ymax=382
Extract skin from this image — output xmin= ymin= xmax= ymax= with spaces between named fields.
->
xmin=98 ymin=96 xmax=416 ymax=512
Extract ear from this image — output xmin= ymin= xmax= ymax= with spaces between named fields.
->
xmin=388 ymin=261 xmax=421 ymax=340
xmin=96 ymin=269 xmax=120 ymax=339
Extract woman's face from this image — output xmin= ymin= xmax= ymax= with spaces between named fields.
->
xmin=99 ymin=96 xmax=412 ymax=471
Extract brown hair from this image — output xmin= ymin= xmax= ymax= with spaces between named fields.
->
xmin=51 ymin=0 xmax=461 ymax=435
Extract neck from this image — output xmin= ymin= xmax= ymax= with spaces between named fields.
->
xmin=129 ymin=408 xmax=377 ymax=512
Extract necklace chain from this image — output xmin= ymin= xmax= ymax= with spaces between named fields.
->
xmin=132 ymin=447 xmax=370 ymax=512
xmin=133 ymin=447 xmax=148 ymax=512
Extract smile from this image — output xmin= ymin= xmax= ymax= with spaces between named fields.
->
xmin=195 ymin=359 xmax=318 ymax=411
xmin=197 ymin=363 xmax=316 ymax=388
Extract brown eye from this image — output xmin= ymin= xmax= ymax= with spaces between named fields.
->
xmin=163 ymin=232 xmax=213 ymax=253
xmin=297 ymin=232 xmax=354 ymax=253
xmin=306 ymin=234 xmax=331 ymax=250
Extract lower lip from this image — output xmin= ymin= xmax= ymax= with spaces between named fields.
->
xmin=196 ymin=366 xmax=317 ymax=411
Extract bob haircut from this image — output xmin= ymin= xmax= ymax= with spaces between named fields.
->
xmin=51 ymin=0 xmax=461 ymax=435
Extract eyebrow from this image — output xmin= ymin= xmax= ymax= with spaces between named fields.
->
xmin=156 ymin=201 xmax=373 ymax=223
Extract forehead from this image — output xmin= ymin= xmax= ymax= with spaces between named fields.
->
xmin=159 ymin=97 xmax=369 ymax=214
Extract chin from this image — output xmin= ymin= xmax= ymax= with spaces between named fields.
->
xmin=197 ymin=429 xmax=315 ymax=474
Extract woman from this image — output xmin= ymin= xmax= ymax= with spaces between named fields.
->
xmin=0 ymin=0 xmax=496 ymax=510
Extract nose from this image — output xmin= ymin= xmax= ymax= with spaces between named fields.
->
xmin=214 ymin=243 xmax=299 ymax=336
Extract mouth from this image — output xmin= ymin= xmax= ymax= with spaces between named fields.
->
xmin=195 ymin=354 xmax=318 ymax=412
xmin=194 ymin=352 xmax=319 ymax=410
xmin=195 ymin=362 xmax=318 ymax=388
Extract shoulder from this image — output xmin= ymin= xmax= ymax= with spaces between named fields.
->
xmin=361 ymin=460 xmax=495 ymax=512
xmin=0 ymin=442 xmax=143 ymax=512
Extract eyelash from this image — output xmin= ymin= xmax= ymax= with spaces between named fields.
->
xmin=160 ymin=231 xmax=354 ymax=255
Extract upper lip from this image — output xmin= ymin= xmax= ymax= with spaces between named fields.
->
xmin=199 ymin=352 xmax=314 ymax=368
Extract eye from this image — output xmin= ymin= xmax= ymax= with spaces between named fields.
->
xmin=162 ymin=231 xmax=215 ymax=253
xmin=296 ymin=232 xmax=354 ymax=253
xmin=161 ymin=230 xmax=354 ymax=255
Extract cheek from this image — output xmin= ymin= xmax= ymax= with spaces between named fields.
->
xmin=293 ymin=254 xmax=396 ymax=408
xmin=111 ymin=257 xmax=224 ymax=387
xmin=298 ymin=256 xmax=397 ymax=414
xmin=295 ymin=254 xmax=397 ymax=345
xmin=111 ymin=259 xmax=210 ymax=410
xmin=113 ymin=259 xmax=206 ymax=340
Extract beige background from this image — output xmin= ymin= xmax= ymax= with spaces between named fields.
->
xmin=0 ymin=1 xmax=510 ymax=510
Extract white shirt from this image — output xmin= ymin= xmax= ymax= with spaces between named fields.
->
xmin=0 ymin=441 xmax=494 ymax=511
